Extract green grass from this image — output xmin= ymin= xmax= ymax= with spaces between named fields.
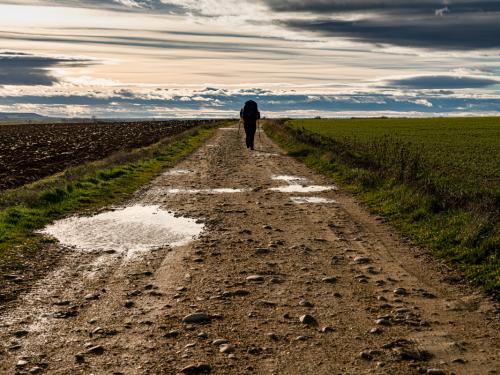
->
xmin=0 ymin=123 xmax=222 ymax=265
xmin=265 ymin=118 xmax=500 ymax=298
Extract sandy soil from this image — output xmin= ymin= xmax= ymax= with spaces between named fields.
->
xmin=0 ymin=125 xmax=498 ymax=375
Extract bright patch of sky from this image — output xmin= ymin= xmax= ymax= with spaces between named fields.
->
xmin=0 ymin=0 xmax=498 ymax=118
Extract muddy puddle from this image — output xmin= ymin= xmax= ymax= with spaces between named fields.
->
xmin=269 ymin=184 xmax=337 ymax=193
xmin=39 ymin=205 xmax=204 ymax=257
xmin=164 ymin=169 xmax=193 ymax=176
xmin=165 ymin=188 xmax=247 ymax=194
xmin=291 ymin=197 xmax=337 ymax=204
xmin=271 ymin=175 xmax=308 ymax=183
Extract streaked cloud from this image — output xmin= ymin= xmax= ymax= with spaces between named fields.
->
xmin=387 ymin=75 xmax=500 ymax=89
xmin=0 ymin=0 xmax=498 ymax=118
xmin=0 ymin=51 xmax=96 ymax=86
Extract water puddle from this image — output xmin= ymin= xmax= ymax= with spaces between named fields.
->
xmin=291 ymin=197 xmax=337 ymax=204
xmin=39 ymin=205 xmax=204 ymax=257
xmin=268 ymin=184 xmax=337 ymax=193
xmin=164 ymin=169 xmax=193 ymax=176
xmin=271 ymin=175 xmax=308 ymax=183
xmin=166 ymin=188 xmax=247 ymax=194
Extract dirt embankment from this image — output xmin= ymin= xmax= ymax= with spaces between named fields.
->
xmin=0 ymin=126 xmax=498 ymax=374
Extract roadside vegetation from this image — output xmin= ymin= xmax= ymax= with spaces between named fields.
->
xmin=0 ymin=122 xmax=224 ymax=269
xmin=264 ymin=117 xmax=499 ymax=298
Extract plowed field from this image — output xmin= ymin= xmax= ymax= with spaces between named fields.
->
xmin=0 ymin=120 xmax=215 ymax=190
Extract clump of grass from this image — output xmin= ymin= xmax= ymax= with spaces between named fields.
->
xmin=265 ymin=119 xmax=500 ymax=298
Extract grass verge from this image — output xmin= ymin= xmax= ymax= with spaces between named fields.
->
xmin=264 ymin=120 xmax=499 ymax=299
xmin=0 ymin=122 xmax=222 ymax=268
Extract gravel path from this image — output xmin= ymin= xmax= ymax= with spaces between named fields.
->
xmin=0 ymin=125 xmax=498 ymax=375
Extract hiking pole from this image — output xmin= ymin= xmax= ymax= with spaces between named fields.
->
xmin=258 ymin=120 xmax=263 ymax=146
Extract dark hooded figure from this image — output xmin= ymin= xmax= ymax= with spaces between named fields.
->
xmin=240 ymin=100 xmax=261 ymax=150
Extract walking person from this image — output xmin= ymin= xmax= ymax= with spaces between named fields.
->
xmin=240 ymin=100 xmax=261 ymax=150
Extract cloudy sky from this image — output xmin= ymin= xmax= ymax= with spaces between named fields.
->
xmin=0 ymin=0 xmax=499 ymax=118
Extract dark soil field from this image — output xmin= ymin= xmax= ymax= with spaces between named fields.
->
xmin=0 ymin=120 xmax=216 ymax=190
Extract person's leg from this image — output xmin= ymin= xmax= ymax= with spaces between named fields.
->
xmin=244 ymin=124 xmax=251 ymax=148
xmin=249 ymin=124 xmax=256 ymax=149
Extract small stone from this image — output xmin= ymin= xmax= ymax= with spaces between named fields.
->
xmin=13 ymin=330 xmax=29 ymax=338
xmin=180 ymin=363 xmax=212 ymax=374
xmin=294 ymin=335 xmax=309 ymax=341
xmin=75 ymin=353 xmax=85 ymax=363
xmin=124 ymin=300 xmax=134 ymax=308
xmin=87 ymin=345 xmax=104 ymax=355
xmin=452 ymin=358 xmax=466 ymax=364
xmin=321 ymin=277 xmax=337 ymax=284
xmin=246 ymin=275 xmax=265 ymax=283
xmin=84 ymin=293 xmax=99 ymax=301
xmin=427 ymin=369 xmax=446 ymax=375
xmin=212 ymin=339 xmax=228 ymax=345
xmin=359 ymin=351 xmax=373 ymax=361
xmin=370 ymin=327 xmax=383 ymax=335
xmin=255 ymin=300 xmax=277 ymax=307
xmin=247 ymin=346 xmax=263 ymax=355
xmin=321 ymin=326 xmax=335 ymax=333
xmin=197 ymin=332 xmax=208 ymax=339
xmin=353 ymin=256 xmax=370 ymax=264
xmin=267 ymin=333 xmax=279 ymax=341
xmin=29 ymin=367 xmax=42 ymax=374
xmin=219 ymin=344 xmax=235 ymax=354
xmin=165 ymin=330 xmax=181 ymax=338
xmin=299 ymin=314 xmax=318 ymax=326
xmin=255 ymin=248 xmax=271 ymax=254
xmin=182 ymin=313 xmax=212 ymax=324
xmin=222 ymin=289 xmax=250 ymax=298
xmin=393 ymin=288 xmax=407 ymax=296
xmin=299 ymin=300 xmax=314 ymax=308
xmin=376 ymin=318 xmax=391 ymax=326
xmin=16 ymin=360 xmax=28 ymax=368
xmin=91 ymin=327 xmax=104 ymax=335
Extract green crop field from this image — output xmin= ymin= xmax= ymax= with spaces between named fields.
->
xmin=291 ymin=118 xmax=500 ymax=207
xmin=265 ymin=117 xmax=500 ymax=297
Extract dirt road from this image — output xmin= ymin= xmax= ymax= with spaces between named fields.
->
xmin=0 ymin=126 xmax=498 ymax=375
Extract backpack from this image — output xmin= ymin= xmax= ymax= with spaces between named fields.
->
xmin=242 ymin=100 xmax=260 ymax=121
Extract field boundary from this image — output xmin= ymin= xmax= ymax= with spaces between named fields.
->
xmin=264 ymin=119 xmax=499 ymax=298
xmin=0 ymin=122 xmax=225 ymax=303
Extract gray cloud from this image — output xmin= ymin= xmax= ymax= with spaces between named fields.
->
xmin=264 ymin=0 xmax=500 ymax=14
xmin=282 ymin=13 xmax=500 ymax=50
xmin=387 ymin=75 xmax=499 ymax=89
xmin=0 ymin=32 xmax=298 ymax=58
xmin=0 ymin=52 xmax=96 ymax=86
xmin=269 ymin=1 xmax=500 ymax=50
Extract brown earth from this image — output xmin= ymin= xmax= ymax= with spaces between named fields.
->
xmin=0 ymin=125 xmax=498 ymax=375
xmin=0 ymin=120 xmax=217 ymax=190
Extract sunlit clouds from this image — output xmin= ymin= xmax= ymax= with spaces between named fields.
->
xmin=0 ymin=1 xmax=498 ymax=118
